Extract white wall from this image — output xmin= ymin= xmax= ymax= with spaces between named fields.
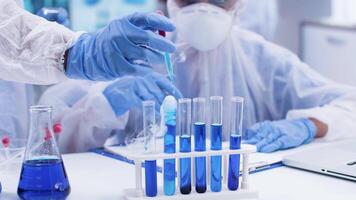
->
xmin=331 ymin=0 xmax=356 ymax=23
xmin=273 ymin=0 xmax=332 ymax=55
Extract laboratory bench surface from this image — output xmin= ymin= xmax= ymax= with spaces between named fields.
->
xmin=1 ymin=152 xmax=355 ymax=200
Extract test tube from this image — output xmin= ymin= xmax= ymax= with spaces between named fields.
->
xmin=178 ymin=98 xmax=192 ymax=195
xmin=163 ymin=96 xmax=177 ymax=196
xmin=228 ymin=97 xmax=244 ymax=191
xmin=143 ymin=101 xmax=157 ymax=197
xmin=210 ymin=96 xmax=223 ymax=192
xmin=193 ymin=98 xmax=207 ymax=193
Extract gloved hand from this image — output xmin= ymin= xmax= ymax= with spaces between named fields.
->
xmin=244 ymin=119 xmax=317 ymax=153
xmin=66 ymin=12 xmax=176 ymax=81
xmin=103 ymin=72 xmax=182 ymax=116
xmin=36 ymin=7 xmax=70 ymax=27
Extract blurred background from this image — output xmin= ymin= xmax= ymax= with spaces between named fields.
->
xmin=23 ymin=0 xmax=356 ymax=87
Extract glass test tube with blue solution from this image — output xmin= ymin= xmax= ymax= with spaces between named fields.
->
xmin=228 ymin=97 xmax=244 ymax=191
xmin=178 ymin=98 xmax=192 ymax=195
xmin=210 ymin=96 xmax=223 ymax=192
xmin=193 ymin=98 xmax=207 ymax=193
xmin=162 ymin=96 xmax=177 ymax=196
xmin=143 ymin=101 xmax=157 ymax=197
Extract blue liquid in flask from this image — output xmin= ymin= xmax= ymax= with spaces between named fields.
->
xmin=210 ymin=123 xmax=222 ymax=192
xmin=17 ymin=158 xmax=70 ymax=200
xmin=228 ymin=134 xmax=241 ymax=191
xmin=179 ymin=135 xmax=191 ymax=194
xmin=194 ymin=122 xmax=206 ymax=193
xmin=145 ymin=160 xmax=157 ymax=197
xmin=164 ymin=124 xmax=176 ymax=196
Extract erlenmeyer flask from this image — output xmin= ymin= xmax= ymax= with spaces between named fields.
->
xmin=17 ymin=105 xmax=70 ymax=200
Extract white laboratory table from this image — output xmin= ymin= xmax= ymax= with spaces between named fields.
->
xmin=1 ymin=152 xmax=355 ymax=200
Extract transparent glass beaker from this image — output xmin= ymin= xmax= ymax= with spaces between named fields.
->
xmin=17 ymin=105 xmax=70 ymax=199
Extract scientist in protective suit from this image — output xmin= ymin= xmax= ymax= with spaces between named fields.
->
xmin=168 ymin=0 xmax=356 ymax=152
xmin=39 ymin=0 xmax=356 ymax=153
xmin=0 ymin=0 xmax=176 ymax=84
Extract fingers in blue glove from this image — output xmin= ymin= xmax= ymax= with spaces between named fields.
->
xmin=126 ymin=47 xmax=165 ymax=66
xmin=244 ymin=127 xmax=257 ymax=140
xmin=244 ymin=123 xmax=271 ymax=144
xmin=255 ymin=130 xmax=281 ymax=152
xmin=123 ymin=14 xmax=176 ymax=53
xmin=141 ymin=78 xmax=165 ymax=104
xmin=148 ymin=73 xmax=183 ymax=100
xmin=135 ymin=79 xmax=161 ymax=111
xmin=128 ymin=12 xmax=176 ymax=32
xmin=126 ymin=28 xmax=176 ymax=53
xmin=259 ymin=140 xmax=283 ymax=153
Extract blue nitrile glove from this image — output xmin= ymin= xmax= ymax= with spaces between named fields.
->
xmin=244 ymin=119 xmax=317 ymax=153
xmin=103 ymin=72 xmax=182 ymax=116
xmin=37 ymin=7 xmax=70 ymax=27
xmin=66 ymin=12 xmax=176 ymax=81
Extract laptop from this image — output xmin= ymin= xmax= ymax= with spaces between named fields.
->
xmin=283 ymin=140 xmax=356 ymax=181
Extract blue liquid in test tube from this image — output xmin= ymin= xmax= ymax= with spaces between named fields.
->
xmin=163 ymin=96 xmax=177 ymax=196
xmin=164 ymin=124 xmax=176 ymax=195
xmin=180 ymin=135 xmax=191 ymax=194
xmin=194 ymin=123 xmax=206 ymax=193
xmin=228 ymin=97 xmax=244 ymax=191
xmin=143 ymin=101 xmax=157 ymax=197
xmin=145 ymin=160 xmax=157 ymax=197
xmin=178 ymin=98 xmax=192 ymax=195
xmin=228 ymin=135 xmax=241 ymax=190
xmin=210 ymin=96 xmax=223 ymax=192
xmin=211 ymin=123 xmax=222 ymax=192
xmin=193 ymin=97 xmax=207 ymax=193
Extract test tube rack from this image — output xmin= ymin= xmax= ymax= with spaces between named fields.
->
xmin=122 ymin=144 xmax=258 ymax=200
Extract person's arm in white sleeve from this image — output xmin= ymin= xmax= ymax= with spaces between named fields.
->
xmin=39 ymin=80 xmax=128 ymax=153
xmin=260 ymin=39 xmax=356 ymax=141
xmin=39 ymin=73 xmax=181 ymax=153
xmin=0 ymin=0 xmax=82 ymax=85
xmin=1 ymin=0 xmax=179 ymax=84
xmin=244 ymin=34 xmax=356 ymax=153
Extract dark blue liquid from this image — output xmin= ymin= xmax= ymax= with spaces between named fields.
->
xmin=210 ymin=123 xmax=222 ymax=192
xmin=194 ymin=122 xmax=206 ymax=193
xmin=228 ymin=135 xmax=242 ymax=191
xmin=145 ymin=160 xmax=157 ymax=197
xmin=179 ymin=135 xmax=191 ymax=195
xmin=164 ymin=124 xmax=176 ymax=196
xmin=17 ymin=159 xmax=70 ymax=200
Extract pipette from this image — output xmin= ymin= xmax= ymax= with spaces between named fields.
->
xmin=159 ymin=30 xmax=175 ymax=83
xmin=157 ymin=11 xmax=175 ymax=83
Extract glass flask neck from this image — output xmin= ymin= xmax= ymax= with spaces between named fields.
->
xmin=24 ymin=105 xmax=61 ymax=161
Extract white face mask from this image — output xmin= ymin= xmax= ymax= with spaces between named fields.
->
xmin=175 ymin=3 xmax=234 ymax=51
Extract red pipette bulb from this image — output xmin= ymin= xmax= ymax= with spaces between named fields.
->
xmin=2 ymin=136 xmax=10 ymax=148
xmin=156 ymin=10 xmax=166 ymax=37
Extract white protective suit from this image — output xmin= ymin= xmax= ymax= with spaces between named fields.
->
xmin=39 ymin=0 xmax=356 ymax=153
xmin=39 ymin=80 xmax=129 ymax=153
xmin=0 ymin=0 xmax=82 ymax=84
xmin=0 ymin=80 xmax=34 ymax=140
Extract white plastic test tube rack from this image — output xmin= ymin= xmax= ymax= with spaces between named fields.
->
xmin=122 ymin=144 xmax=258 ymax=200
